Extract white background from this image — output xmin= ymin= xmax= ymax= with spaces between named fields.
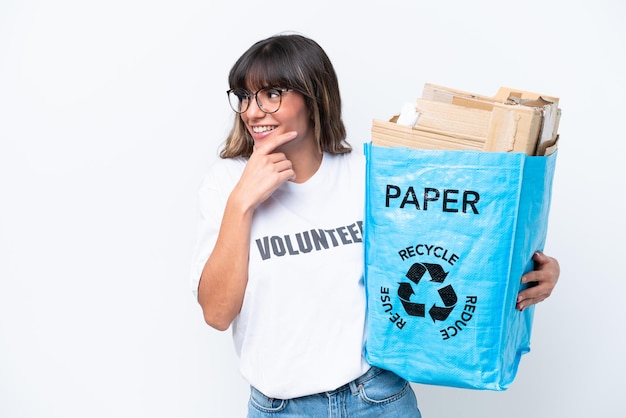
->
xmin=1 ymin=1 xmax=624 ymax=417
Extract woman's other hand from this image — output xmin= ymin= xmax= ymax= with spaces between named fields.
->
xmin=516 ymin=251 xmax=560 ymax=311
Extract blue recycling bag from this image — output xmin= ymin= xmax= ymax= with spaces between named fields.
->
xmin=363 ymin=142 xmax=557 ymax=390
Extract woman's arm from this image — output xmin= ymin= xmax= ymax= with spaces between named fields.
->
xmin=197 ymin=192 xmax=255 ymax=331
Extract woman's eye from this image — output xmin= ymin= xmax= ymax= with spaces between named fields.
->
xmin=265 ymin=89 xmax=281 ymax=100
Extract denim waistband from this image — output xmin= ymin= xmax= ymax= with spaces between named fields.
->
xmin=251 ymin=366 xmax=394 ymax=400
xmin=326 ymin=366 xmax=386 ymax=396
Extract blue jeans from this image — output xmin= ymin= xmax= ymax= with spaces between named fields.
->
xmin=247 ymin=366 xmax=421 ymax=417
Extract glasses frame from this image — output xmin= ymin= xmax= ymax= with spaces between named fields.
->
xmin=226 ymin=87 xmax=293 ymax=114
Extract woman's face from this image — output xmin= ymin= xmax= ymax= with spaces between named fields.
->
xmin=240 ymin=87 xmax=315 ymax=153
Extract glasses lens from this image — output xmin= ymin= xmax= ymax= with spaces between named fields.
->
xmin=256 ymin=88 xmax=283 ymax=113
xmin=228 ymin=89 xmax=249 ymax=113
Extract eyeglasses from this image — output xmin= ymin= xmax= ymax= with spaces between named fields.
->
xmin=227 ymin=87 xmax=293 ymax=114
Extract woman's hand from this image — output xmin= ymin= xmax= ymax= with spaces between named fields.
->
xmin=516 ymin=251 xmax=560 ymax=311
xmin=232 ymin=131 xmax=297 ymax=211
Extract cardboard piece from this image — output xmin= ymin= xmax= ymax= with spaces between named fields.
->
xmin=372 ymin=83 xmax=561 ymax=156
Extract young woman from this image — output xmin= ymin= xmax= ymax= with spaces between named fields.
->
xmin=190 ymin=33 xmax=560 ymax=417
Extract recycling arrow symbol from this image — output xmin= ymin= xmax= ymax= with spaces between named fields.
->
xmin=397 ymin=262 xmax=457 ymax=322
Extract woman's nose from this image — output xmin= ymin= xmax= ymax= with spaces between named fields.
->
xmin=244 ymin=97 xmax=265 ymax=118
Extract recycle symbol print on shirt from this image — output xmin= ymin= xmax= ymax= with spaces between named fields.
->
xmin=397 ymin=262 xmax=457 ymax=322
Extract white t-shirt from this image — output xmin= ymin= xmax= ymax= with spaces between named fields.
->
xmin=190 ymin=149 xmax=370 ymax=399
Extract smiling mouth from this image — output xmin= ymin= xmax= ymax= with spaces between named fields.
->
xmin=252 ymin=126 xmax=276 ymax=133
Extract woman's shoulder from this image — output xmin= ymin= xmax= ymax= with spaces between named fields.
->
xmin=210 ymin=155 xmax=247 ymax=173
xmin=322 ymin=145 xmax=366 ymax=187
xmin=200 ymin=156 xmax=247 ymax=191
xmin=344 ymin=145 xmax=366 ymax=173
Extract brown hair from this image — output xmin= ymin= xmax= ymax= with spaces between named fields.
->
xmin=219 ymin=34 xmax=350 ymax=158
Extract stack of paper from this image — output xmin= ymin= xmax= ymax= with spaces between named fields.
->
xmin=372 ymin=83 xmax=560 ymax=156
